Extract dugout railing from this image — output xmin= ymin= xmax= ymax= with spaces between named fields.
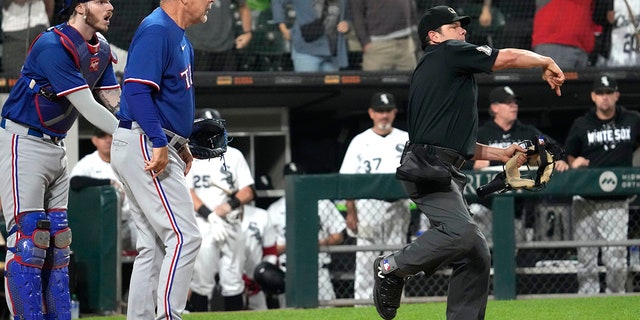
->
xmin=285 ymin=168 xmax=640 ymax=308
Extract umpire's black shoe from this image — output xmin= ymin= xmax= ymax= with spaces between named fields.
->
xmin=373 ymin=256 xmax=405 ymax=320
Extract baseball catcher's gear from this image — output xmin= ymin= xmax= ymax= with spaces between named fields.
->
xmin=254 ymin=261 xmax=285 ymax=295
xmin=189 ymin=118 xmax=228 ymax=159
xmin=476 ymin=136 xmax=564 ymax=198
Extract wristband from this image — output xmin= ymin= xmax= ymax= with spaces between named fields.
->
xmin=227 ymin=196 xmax=241 ymax=210
xmin=197 ymin=205 xmax=212 ymax=218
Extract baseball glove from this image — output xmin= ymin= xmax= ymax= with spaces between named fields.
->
xmin=189 ymin=118 xmax=228 ymax=159
xmin=476 ymin=136 xmax=563 ymax=198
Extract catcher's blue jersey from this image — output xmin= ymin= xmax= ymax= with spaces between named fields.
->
xmin=117 ymin=7 xmax=195 ymax=141
xmin=1 ymin=23 xmax=118 ymax=137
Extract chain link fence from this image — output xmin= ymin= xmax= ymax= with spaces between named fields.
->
xmin=315 ymin=195 xmax=640 ymax=305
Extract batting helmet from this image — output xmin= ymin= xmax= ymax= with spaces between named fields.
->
xmin=195 ymin=108 xmax=222 ymax=120
xmin=253 ymin=261 xmax=285 ymax=295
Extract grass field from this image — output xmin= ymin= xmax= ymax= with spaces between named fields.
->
xmin=82 ymin=295 xmax=640 ymax=320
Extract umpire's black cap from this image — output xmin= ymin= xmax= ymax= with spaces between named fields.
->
xmin=418 ymin=6 xmax=471 ymax=50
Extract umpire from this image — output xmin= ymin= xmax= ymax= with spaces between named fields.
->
xmin=372 ymin=5 xmax=565 ymax=320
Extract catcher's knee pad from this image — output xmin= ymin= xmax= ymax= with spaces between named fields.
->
xmin=46 ymin=210 xmax=72 ymax=268
xmin=9 ymin=211 xmax=50 ymax=267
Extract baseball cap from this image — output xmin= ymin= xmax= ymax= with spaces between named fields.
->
xmin=418 ymin=6 xmax=471 ymax=50
xmin=370 ymin=92 xmax=396 ymax=111
xmin=283 ymin=162 xmax=304 ymax=175
xmin=92 ymin=127 xmax=110 ymax=138
xmin=195 ymin=108 xmax=221 ymax=120
xmin=489 ymin=86 xmax=520 ymax=104
xmin=59 ymin=0 xmax=92 ymax=15
xmin=592 ymin=74 xmax=618 ymax=93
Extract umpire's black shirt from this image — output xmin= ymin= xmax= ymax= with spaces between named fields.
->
xmin=408 ymin=40 xmax=498 ymax=158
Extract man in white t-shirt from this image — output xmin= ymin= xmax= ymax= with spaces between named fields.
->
xmin=70 ymin=128 xmax=137 ymax=252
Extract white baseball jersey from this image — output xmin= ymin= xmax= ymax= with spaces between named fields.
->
xmin=187 ymin=146 xmax=255 ymax=218
xmin=339 ymin=128 xmax=410 ymax=239
xmin=607 ymin=0 xmax=640 ymax=66
xmin=242 ymin=205 xmax=276 ymax=278
xmin=242 ymin=205 xmax=276 ymax=310
xmin=188 ymin=146 xmax=255 ymax=298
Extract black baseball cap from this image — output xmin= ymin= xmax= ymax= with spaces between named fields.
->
xmin=370 ymin=92 xmax=396 ymax=111
xmin=592 ymin=74 xmax=618 ymax=93
xmin=489 ymin=86 xmax=520 ymax=104
xmin=418 ymin=6 xmax=471 ymax=50
xmin=93 ymin=127 xmax=110 ymax=138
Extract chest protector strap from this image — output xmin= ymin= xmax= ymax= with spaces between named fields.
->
xmin=34 ymin=23 xmax=114 ymax=133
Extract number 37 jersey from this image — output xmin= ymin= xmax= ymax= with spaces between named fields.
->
xmin=339 ymin=128 xmax=409 ymax=174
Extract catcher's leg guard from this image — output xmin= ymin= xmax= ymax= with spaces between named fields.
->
xmin=5 ymin=211 xmax=50 ymax=319
xmin=42 ymin=210 xmax=72 ymax=320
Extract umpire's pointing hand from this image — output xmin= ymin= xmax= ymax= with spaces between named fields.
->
xmin=145 ymin=146 xmax=169 ymax=179
xmin=542 ymin=59 xmax=565 ymax=96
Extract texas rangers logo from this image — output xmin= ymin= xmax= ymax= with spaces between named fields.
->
xmin=90 ymin=57 xmax=100 ymax=72
xmin=383 ymin=259 xmax=392 ymax=272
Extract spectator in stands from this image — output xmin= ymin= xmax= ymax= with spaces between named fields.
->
xmin=271 ymin=0 xmax=350 ymax=72
xmin=564 ymin=74 xmax=640 ymax=294
xmin=267 ymin=162 xmax=346 ymax=305
xmin=348 ymin=0 xmax=418 ymax=71
xmin=1 ymin=0 xmax=53 ymax=79
xmin=605 ymin=0 xmax=639 ymax=66
xmin=70 ymin=128 xmax=138 ymax=253
xmin=338 ymin=92 xmax=411 ymax=303
xmin=186 ymin=0 xmax=253 ymax=72
xmin=468 ymin=86 xmax=568 ymax=245
xmin=531 ymin=0 xmax=609 ymax=70
xmin=107 ymin=0 xmax=159 ymax=75
xmin=242 ymin=204 xmax=277 ymax=310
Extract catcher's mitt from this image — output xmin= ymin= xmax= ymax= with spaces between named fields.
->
xmin=189 ymin=118 xmax=228 ymax=159
xmin=476 ymin=136 xmax=564 ymax=198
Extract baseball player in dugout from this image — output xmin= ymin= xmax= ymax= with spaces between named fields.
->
xmin=110 ymin=0 xmax=215 ymax=319
xmin=373 ymin=5 xmax=565 ymax=320
xmin=338 ymin=91 xmax=411 ymax=303
xmin=187 ymin=109 xmax=256 ymax=312
xmin=565 ymin=75 xmax=640 ymax=294
xmin=0 ymin=0 xmax=120 ymax=318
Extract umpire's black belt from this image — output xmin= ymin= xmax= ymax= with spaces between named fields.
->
xmin=1 ymin=118 xmax=63 ymax=145
xmin=407 ymin=142 xmax=466 ymax=170
xmin=118 ymin=120 xmax=188 ymax=151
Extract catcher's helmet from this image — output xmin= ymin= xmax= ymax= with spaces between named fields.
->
xmin=195 ymin=108 xmax=221 ymax=120
xmin=254 ymin=261 xmax=285 ymax=295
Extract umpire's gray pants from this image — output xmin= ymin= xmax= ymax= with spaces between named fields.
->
xmin=393 ymin=168 xmax=491 ymax=320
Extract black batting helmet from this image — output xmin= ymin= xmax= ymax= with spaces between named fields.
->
xmin=253 ymin=261 xmax=285 ymax=295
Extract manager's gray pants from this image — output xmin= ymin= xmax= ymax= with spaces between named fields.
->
xmin=393 ymin=168 xmax=491 ymax=320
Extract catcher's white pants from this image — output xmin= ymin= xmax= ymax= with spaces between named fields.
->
xmin=572 ymin=196 xmax=628 ymax=294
